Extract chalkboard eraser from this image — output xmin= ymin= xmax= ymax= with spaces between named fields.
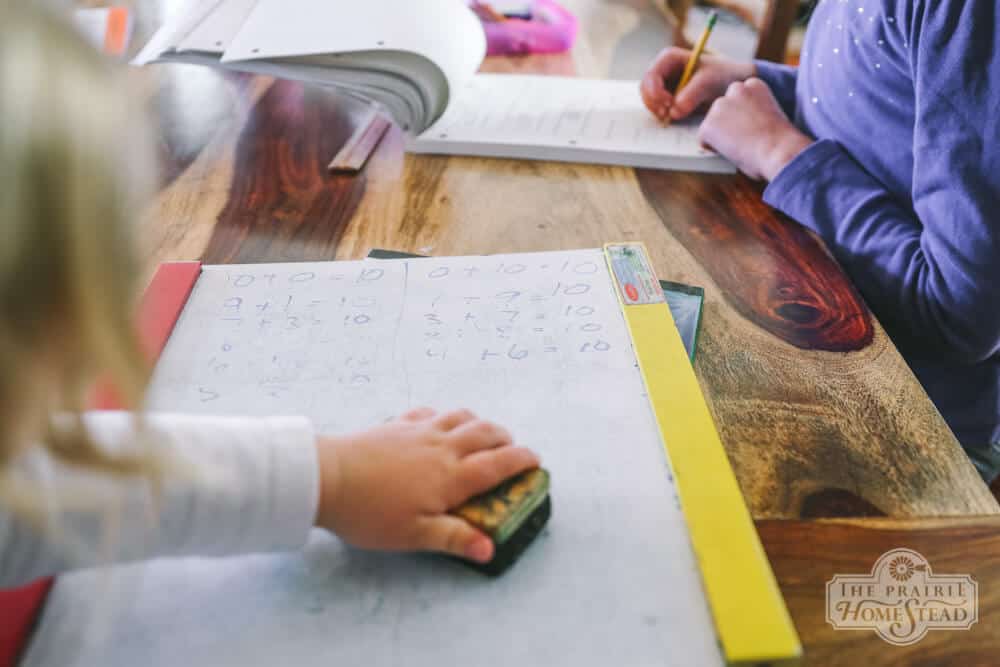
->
xmin=453 ymin=468 xmax=551 ymax=576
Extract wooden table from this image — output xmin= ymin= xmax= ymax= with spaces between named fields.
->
xmin=130 ymin=0 xmax=996 ymax=518
xmin=117 ymin=1 xmax=999 ymax=663
xmin=760 ymin=517 xmax=1000 ymax=665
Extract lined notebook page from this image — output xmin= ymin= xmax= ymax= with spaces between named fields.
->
xmin=410 ymin=74 xmax=735 ymax=173
xmin=23 ymin=251 xmax=723 ymax=667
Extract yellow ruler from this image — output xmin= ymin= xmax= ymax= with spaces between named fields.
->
xmin=604 ymin=243 xmax=801 ymax=666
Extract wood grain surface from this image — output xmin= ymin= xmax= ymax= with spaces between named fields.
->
xmin=122 ymin=0 xmax=997 ymax=519
xmin=758 ymin=517 xmax=1000 ymax=666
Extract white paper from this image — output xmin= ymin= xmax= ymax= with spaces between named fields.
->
xmin=221 ymin=0 xmax=486 ymax=103
xmin=133 ymin=0 xmax=486 ymax=129
xmin=177 ymin=0 xmax=259 ymax=54
xmin=23 ymin=251 xmax=723 ymax=667
xmin=410 ymin=74 xmax=736 ymax=173
xmin=133 ymin=0 xmax=223 ymax=65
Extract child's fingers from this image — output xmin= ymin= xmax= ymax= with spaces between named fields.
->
xmin=669 ymin=71 xmax=716 ymax=120
xmin=399 ymin=407 xmax=436 ymax=421
xmin=640 ymin=75 xmax=674 ymax=121
xmin=433 ymin=408 xmax=477 ymax=431
xmin=640 ymin=47 xmax=690 ymax=119
xmin=448 ymin=419 xmax=512 ymax=455
xmin=415 ymin=515 xmax=495 ymax=562
xmin=646 ymin=47 xmax=692 ymax=83
xmin=455 ymin=446 xmax=540 ymax=499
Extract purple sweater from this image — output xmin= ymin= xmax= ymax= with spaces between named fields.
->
xmin=755 ymin=0 xmax=1000 ymax=449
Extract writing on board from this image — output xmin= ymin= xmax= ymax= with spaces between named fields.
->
xmin=148 ymin=251 xmax=637 ymax=436
xmin=131 ymin=249 xmax=727 ymax=667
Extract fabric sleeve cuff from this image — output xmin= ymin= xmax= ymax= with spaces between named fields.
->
xmin=763 ymin=138 xmax=855 ymax=235
xmin=256 ymin=416 xmax=319 ymax=552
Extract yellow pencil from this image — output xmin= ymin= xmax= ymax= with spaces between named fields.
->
xmin=675 ymin=11 xmax=718 ymax=94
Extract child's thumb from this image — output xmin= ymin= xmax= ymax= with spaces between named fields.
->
xmin=416 ymin=515 xmax=495 ymax=563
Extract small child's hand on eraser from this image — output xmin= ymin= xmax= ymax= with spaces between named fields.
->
xmin=313 ymin=410 xmax=543 ymax=569
xmin=452 ymin=468 xmax=551 ymax=576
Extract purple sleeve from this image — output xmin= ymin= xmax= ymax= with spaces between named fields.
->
xmin=753 ymin=60 xmax=798 ymax=119
xmin=763 ymin=3 xmax=1000 ymax=364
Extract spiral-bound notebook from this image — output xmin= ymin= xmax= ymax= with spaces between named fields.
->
xmin=135 ymin=0 xmax=487 ymax=133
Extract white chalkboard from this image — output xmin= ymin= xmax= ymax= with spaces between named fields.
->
xmin=24 ymin=250 xmax=723 ymax=667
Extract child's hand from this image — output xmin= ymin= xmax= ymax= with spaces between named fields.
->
xmin=697 ymin=78 xmax=813 ymax=181
xmin=640 ymin=47 xmax=756 ymax=123
xmin=314 ymin=408 xmax=539 ymax=563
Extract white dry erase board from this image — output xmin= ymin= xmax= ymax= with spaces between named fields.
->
xmin=22 ymin=249 xmax=725 ymax=667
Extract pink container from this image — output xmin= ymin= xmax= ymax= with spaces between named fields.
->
xmin=481 ymin=0 xmax=578 ymax=56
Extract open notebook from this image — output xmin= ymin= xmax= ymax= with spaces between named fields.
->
xmin=136 ymin=0 xmax=733 ymax=173
xmin=409 ymin=74 xmax=734 ymax=173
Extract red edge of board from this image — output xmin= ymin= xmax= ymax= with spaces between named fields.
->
xmin=0 ymin=261 xmax=202 ymax=666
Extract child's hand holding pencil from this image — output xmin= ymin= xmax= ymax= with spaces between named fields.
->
xmin=639 ymin=14 xmax=812 ymax=181
xmin=639 ymin=14 xmax=755 ymax=124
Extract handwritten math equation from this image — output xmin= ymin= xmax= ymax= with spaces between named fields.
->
xmin=148 ymin=250 xmax=634 ymax=431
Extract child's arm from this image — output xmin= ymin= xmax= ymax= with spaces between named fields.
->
xmin=0 ymin=409 xmax=532 ymax=587
xmin=761 ymin=3 xmax=1000 ymax=363
xmin=0 ymin=413 xmax=319 ymax=588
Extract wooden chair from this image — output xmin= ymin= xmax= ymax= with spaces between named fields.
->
xmin=755 ymin=0 xmax=800 ymax=62
xmin=654 ymin=0 xmax=800 ymax=62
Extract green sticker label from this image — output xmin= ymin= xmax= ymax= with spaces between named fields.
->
xmin=607 ymin=244 xmax=664 ymax=306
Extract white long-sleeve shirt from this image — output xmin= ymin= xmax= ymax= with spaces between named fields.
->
xmin=0 ymin=412 xmax=319 ymax=589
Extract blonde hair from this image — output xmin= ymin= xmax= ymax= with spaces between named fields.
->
xmin=0 ymin=2 xmax=157 ymax=495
